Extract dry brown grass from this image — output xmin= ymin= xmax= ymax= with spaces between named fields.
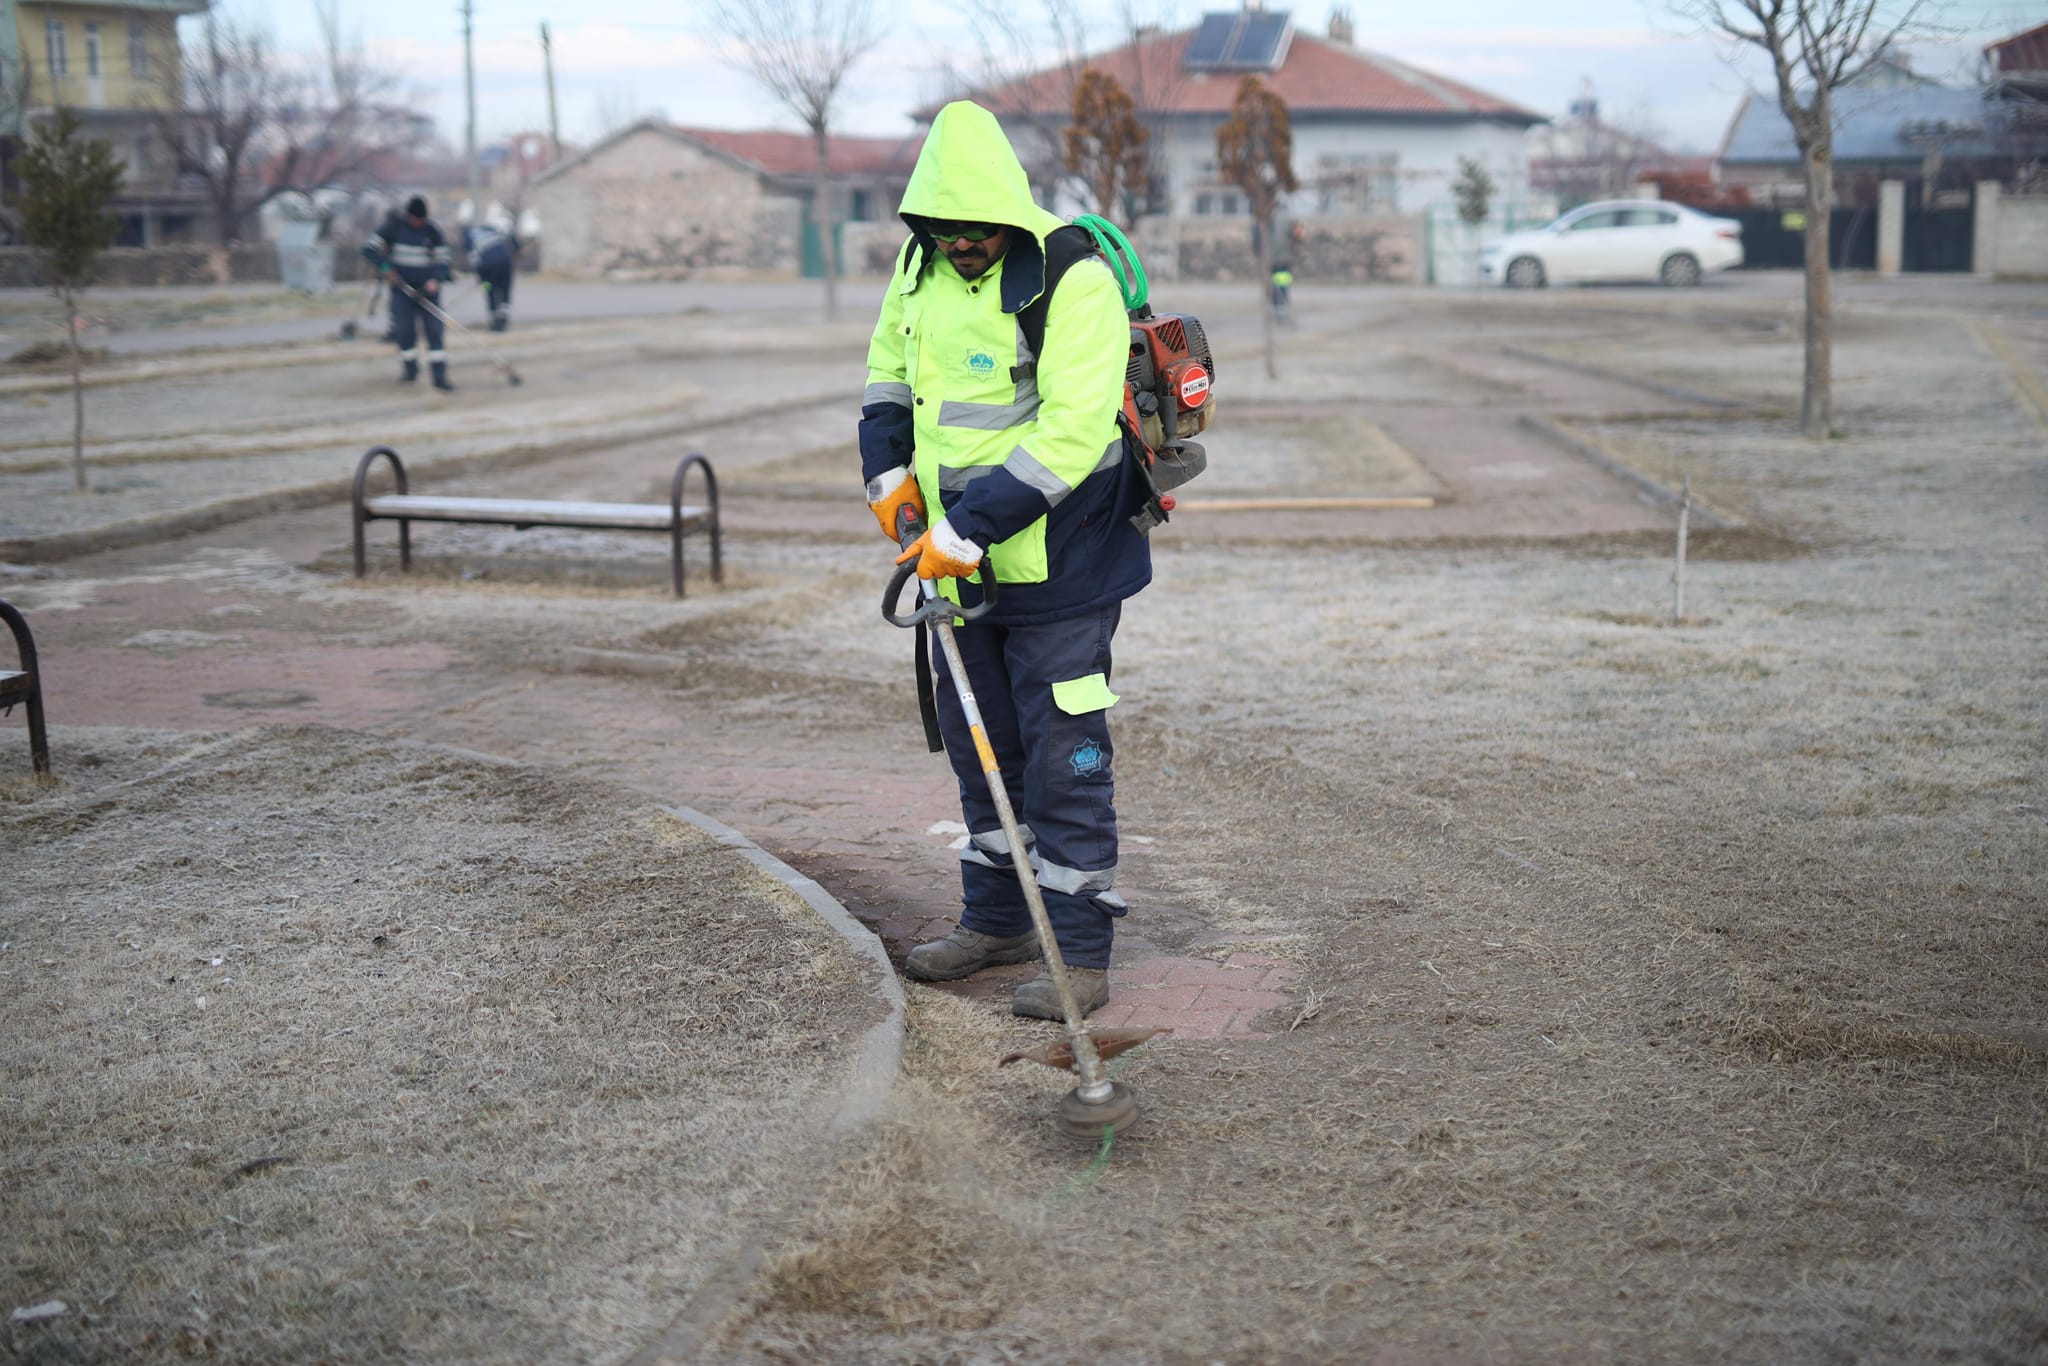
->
xmin=0 ymin=726 xmax=877 ymax=1364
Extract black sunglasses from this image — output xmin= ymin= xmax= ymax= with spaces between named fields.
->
xmin=928 ymin=220 xmax=1002 ymax=243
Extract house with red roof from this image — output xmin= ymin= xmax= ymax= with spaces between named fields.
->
xmin=527 ymin=117 xmax=923 ymax=276
xmin=941 ymin=8 xmax=1542 ymax=223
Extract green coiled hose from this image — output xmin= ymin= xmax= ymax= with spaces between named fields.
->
xmin=1072 ymin=213 xmax=1150 ymax=313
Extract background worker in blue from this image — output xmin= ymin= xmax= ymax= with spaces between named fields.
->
xmin=363 ymin=196 xmax=455 ymax=391
xmin=462 ymin=213 xmax=520 ymax=332
xmin=860 ymin=101 xmax=1150 ymax=1020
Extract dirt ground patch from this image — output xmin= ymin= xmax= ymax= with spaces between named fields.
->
xmin=0 ymin=726 xmax=879 ymax=1364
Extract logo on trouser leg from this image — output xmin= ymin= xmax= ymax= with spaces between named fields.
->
xmin=1069 ymin=739 xmax=1106 ymax=777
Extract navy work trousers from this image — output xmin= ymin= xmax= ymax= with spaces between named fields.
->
xmin=389 ymin=284 xmax=446 ymax=357
xmin=934 ymin=602 xmax=1125 ymax=969
xmin=478 ymin=258 xmax=513 ymax=315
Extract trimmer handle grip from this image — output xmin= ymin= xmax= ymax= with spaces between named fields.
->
xmin=883 ymin=505 xmax=998 ymax=627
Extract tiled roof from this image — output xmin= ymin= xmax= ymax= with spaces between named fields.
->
xmin=951 ymin=26 xmax=1541 ymax=123
xmin=1987 ymin=22 xmax=2048 ymax=74
xmin=671 ymin=126 xmax=923 ymax=178
xmin=533 ymin=118 xmax=923 ymax=187
xmin=1721 ymin=83 xmax=1999 ymax=165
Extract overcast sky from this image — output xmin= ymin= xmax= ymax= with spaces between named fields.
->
xmin=246 ymin=0 xmax=2040 ymax=156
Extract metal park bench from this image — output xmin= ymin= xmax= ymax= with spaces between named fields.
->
xmin=349 ymin=446 xmax=723 ymax=597
xmin=1 ymin=598 xmax=51 ymax=779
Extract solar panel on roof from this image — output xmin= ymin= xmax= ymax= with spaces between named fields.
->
xmin=1228 ymin=11 xmax=1289 ymax=69
xmin=1184 ymin=13 xmax=1239 ymax=69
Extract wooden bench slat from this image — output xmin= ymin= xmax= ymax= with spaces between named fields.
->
xmin=361 ymin=495 xmax=708 ymax=530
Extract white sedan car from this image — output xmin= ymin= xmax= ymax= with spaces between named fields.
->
xmin=1478 ymin=200 xmax=1745 ymax=288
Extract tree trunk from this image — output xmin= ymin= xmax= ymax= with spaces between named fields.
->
xmin=1799 ymin=136 xmax=1833 ymax=439
xmin=811 ymin=122 xmax=837 ymax=323
xmin=64 ymin=286 xmax=87 ymax=493
xmin=1256 ymin=212 xmax=1276 ymax=380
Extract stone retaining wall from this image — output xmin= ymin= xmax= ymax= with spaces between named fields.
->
xmin=0 ymin=245 xmax=281 ymax=289
xmin=845 ymin=213 xmax=1421 ymax=284
xmin=1980 ymin=186 xmax=2048 ymax=279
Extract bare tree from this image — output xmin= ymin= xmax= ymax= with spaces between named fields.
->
xmin=1216 ymin=75 xmax=1297 ymax=379
xmin=592 ymin=90 xmax=662 ymax=139
xmin=935 ymin=0 xmax=1091 ymax=205
xmin=704 ymin=0 xmax=886 ymax=321
xmin=938 ymin=0 xmax=1182 ymax=215
xmin=1064 ymin=69 xmax=1148 ymax=219
xmin=165 ymin=9 xmax=420 ymax=245
xmin=1529 ymin=81 xmax=1674 ymax=208
xmin=1683 ymin=0 xmax=1927 ymax=437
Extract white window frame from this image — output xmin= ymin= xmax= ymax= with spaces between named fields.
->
xmin=129 ymin=19 xmax=150 ymax=77
xmin=85 ymin=22 xmax=102 ymax=79
xmin=46 ymin=19 xmax=69 ymax=77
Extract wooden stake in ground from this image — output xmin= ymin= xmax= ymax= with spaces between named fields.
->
xmin=1674 ymin=476 xmax=1692 ymax=624
xmin=16 ymin=109 xmax=124 ymax=495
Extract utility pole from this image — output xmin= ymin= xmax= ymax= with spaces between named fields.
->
xmin=540 ymin=22 xmax=561 ymax=162
xmin=462 ymin=0 xmax=481 ymax=221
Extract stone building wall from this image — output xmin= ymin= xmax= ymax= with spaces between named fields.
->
xmin=529 ymin=127 xmax=800 ymax=277
xmin=1166 ymin=213 xmax=1421 ymax=283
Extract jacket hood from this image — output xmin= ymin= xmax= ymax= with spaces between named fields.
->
xmin=898 ymin=101 xmax=1066 ymax=244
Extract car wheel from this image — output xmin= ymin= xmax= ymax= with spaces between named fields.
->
xmin=1660 ymin=252 xmax=1702 ymax=287
xmin=1505 ymin=256 xmax=1546 ymax=289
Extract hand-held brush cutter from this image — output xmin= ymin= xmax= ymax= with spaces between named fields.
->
xmin=387 ymin=276 xmax=525 ymax=387
xmin=338 ymin=276 xmax=383 ymax=341
xmin=884 ymin=507 xmax=1143 ymax=1143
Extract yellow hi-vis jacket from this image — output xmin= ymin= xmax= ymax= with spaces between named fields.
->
xmin=860 ymin=101 xmax=1150 ymax=625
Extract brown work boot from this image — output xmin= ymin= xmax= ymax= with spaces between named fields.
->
xmin=903 ymin=926 xmax=1040 ymax=982
xmin=1011 ymin=966 xmax=1110 ymax=1020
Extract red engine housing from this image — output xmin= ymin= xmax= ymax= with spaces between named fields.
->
xmin=1122 ymin=311 xmax=1216 ymax=457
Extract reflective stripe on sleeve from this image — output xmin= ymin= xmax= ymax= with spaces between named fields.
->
xmin=937 ymin=463 xmax=1000 ymax=493
xmin=864 ymin=381 xmax=912 ymax=408
xmin=999 ymin=434 xmax=1124 ymax=508
xmin=1000 ymin=443 xmax=1070 ymax=503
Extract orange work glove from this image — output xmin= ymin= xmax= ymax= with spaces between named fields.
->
xmin=866 ymin=465 xmax=926 ymax=542
xmin=895 ymin=517 xmax=985 ymax=581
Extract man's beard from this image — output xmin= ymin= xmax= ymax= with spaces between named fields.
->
xmin=948 ymin=248 xmax=990 ymax=277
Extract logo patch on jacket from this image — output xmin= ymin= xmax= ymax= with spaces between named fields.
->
xmin=1070 ymin=739 xmax=1106 ymax=777
xmin=965 ymin=349 xmax=997 ymax=375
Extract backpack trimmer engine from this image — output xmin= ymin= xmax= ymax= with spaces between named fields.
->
xmin=1123 ymin=308 xmax=1214 ymax=509
xmin=1030 ymin=214 xmax=1216 ymax=534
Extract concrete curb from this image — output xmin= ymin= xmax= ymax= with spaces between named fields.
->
xmin=1518 ymin=414 xmax=1741 ymax=531
xmin=1501 ymin=344 xmax=1757 ymax=412
xmin=0 ymin=390 xmax=848 ymax=564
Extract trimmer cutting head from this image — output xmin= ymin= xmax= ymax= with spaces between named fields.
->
xmin=1058 ymin=1081 xmax=1140 ymax=1143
